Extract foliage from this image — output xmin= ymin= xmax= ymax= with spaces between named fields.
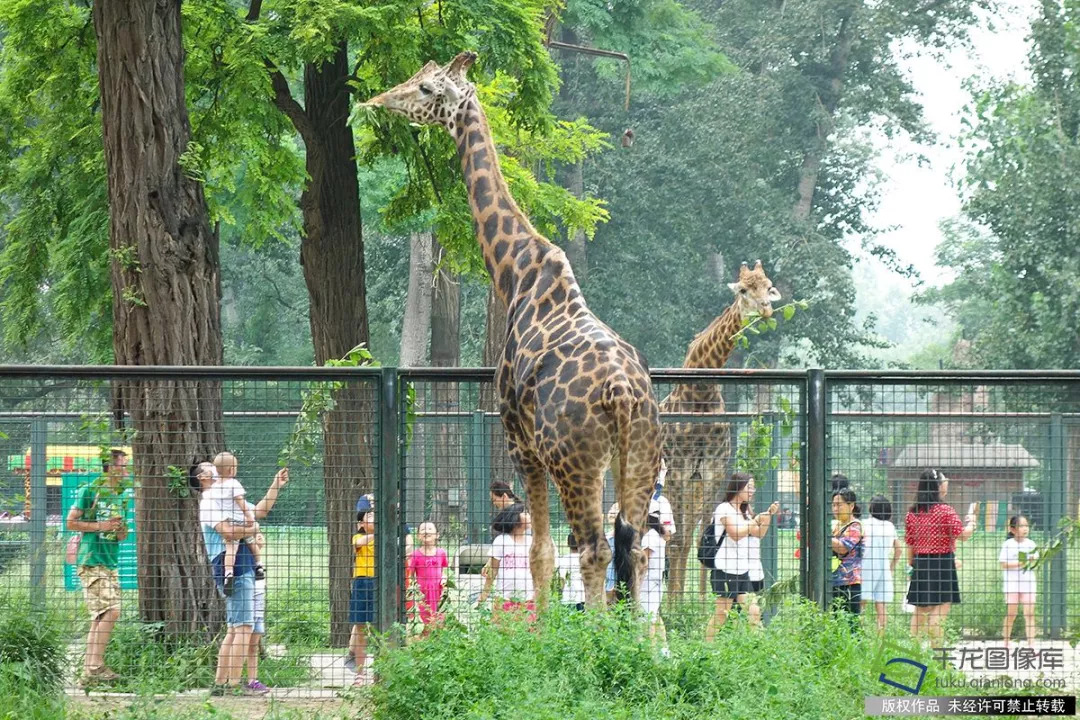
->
xmin=921 ymin=1 xmax=1080 ymax=371
xmin=371 ymin=598 xmax=973 ymax=720
xmin=278 ymin=344 xmax=379 ymax=468
xmin=730 ymin=300 xmax=811 ymax=353
xmin=103 ymin=622 xmax=311 ymax=693
xmin=167 ymin=465 xmax=191 ymax=499
xmin=565 ymin=0 xmax=990 ymax=368
xmin=266 ymin=581 xmax=332 ymax=648
xmin=0 ymin=609 xmax=63 ymax=694
xmin=735 ymin=395 xmax=799 ymax=482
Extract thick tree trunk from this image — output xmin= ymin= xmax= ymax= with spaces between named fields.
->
xmin=94 ymin=0 xmax=224 ymax=636
xmin=400 ymin=231 xmax=433 ymax=527
xmin=430 ymin=240 xmax=462 ymax=529
xmin=400 ymin=232 xmax=434 ymax=367
xmin=292 ymin=46 xmax=373 ymax=647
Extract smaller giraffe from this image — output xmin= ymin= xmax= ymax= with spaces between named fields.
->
xmin=661 ymin=261 xmax=780 ymax=598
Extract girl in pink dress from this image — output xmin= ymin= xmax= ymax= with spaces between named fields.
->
xmin=407 ymin=522 xmax=448 ymax=629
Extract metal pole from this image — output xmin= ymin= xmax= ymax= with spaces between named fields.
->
xmin=467 ymin=410 xmax=487 ymax=545
xmin=376 ymin=368 xmax=403 ymax=637
xmin=803 ymin=369 xmax=827 ymax=610
xmin=28 ymin=418 xmax=47 ymax=611
xmin=1046 ymin=414 xmax=1067 ymax=639
xmin=761 ymin=413 xmax=779 ymax=585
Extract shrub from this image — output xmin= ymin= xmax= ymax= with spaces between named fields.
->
xmin=0 ymin=609 xmax=66 ymax=720
xmin=371 ymin=598 xmax=976 ymax=720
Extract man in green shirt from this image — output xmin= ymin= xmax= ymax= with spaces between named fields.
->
xmin=66 ymin=449 xmax=130 ymax=685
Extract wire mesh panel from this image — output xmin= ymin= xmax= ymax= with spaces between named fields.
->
xmin=826 ymin=374 xmax=1077 ymax=689
xmin=396 ymin=368 xmax=805 ymax=643
xmin=0 ymin=367 xmax=380 ymax=694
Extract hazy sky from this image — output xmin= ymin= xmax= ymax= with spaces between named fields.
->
xmin=865 ymin=1 xmax=1035 ymax=289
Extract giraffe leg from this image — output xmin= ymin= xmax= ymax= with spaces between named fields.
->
xmin=611 ymin=419 xmax=660 ymax=604
xmin=521 ymin=461 xmax=555 ymax=612
xmin=551 ymin=466 xmax=609 ymax=610
xmin=663 ymin=457 xmax=697 ymax=602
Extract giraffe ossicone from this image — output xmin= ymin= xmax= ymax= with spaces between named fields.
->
xmin=363 ymin=52 xmax=663 ymax=610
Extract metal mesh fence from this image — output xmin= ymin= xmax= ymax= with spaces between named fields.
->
xmin=0 ymin=367 xmax=1075 ymax=694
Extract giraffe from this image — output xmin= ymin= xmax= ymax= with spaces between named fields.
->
xmin=660 ymin=260 xmax=780 ymax=599
xmin=362 ymin=52 xmax=662 ymax=609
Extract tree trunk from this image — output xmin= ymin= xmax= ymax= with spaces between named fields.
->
xmin=400 ymin=231 xmax=434 ymax=367
xmin=400 ymin=231 xmax=433 ymax=528
xmin=480 ymin=286 xmax=510 ymax=483
xmin=285 ymin=46 xmax=373 ymax=647
xmin=791 ymin=12 xmax=852 ymax=223
xmin=94 ymin=0 xmax=224 ymax=636
xmin=430 ymin=239 xmax=463 ymax=529
xmin=564 ymin=159 xmax=588 ymax=281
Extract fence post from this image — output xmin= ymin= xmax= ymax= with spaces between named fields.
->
xmin=1045 ymin=413 xmax=1067 ymax=639
xmin=377 ymin=368 xmax=403 ymax=637
xmin=761 ymin=412 xmax=779 ymax=586
xmin=802 ymin=369 xmax=827 ymax=610
xmin=28 ymin=418 xmax=47 ymax=611
xmin=467 ymin=410 xmax=488 ymax=544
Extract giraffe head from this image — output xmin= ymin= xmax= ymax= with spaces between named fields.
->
xmin=728 ymin=260 xmax=781 ymax=319
xmin=361 ymin=51 xmax=477 ymax=129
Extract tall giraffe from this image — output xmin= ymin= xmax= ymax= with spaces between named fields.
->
xmin=362 ymin=52 xmax=662 ymax=608
xmin=661 ymin=261 xmax=780 ymax=598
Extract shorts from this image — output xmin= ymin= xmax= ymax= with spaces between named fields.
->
xmin=831 ymin=583 xmax=862 ymax=615
xmin=77 ymin=566 xmax=120 ymax=620
xmin=710 ymin=569 xmax=749 ymax=599
xmin=350 ymin=577 xmax=376 ymax=625
xmin=862 ymin=568 xmax=894 ymax=604
xmin=252 ymin=580 xmax=266 ymax=635
xmin=1005 ymin=592 xmax=1035 ymax=606
xmin=747 ymin=579 xmax=764 ymax=593
xmin=226 ymin=573 xmax=256 ymax=627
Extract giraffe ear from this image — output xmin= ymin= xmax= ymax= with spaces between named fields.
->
xmin=768 ymin=286 xmax=782 ymax=302
xmin=443 ymin=81 xmax=462 ymax=103
xmin=727 ymin=282 xmax=741 ymax=295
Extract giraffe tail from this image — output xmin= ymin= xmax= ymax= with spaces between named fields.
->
xmin=604 ymin=376 xmax=637 ymax=602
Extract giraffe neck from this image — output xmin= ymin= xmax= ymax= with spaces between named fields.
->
xmin=683 ymin=303 xmax=744 ymax=369
xmin=453 ymin=97 xmax=548 ymax=307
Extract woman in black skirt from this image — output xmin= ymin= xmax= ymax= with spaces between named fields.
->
xmin=904 ymin=469 xmax=977 ymax=645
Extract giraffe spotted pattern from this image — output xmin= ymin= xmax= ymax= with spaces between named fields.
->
xmin=363 ymin=52 xmax=663 ymax=609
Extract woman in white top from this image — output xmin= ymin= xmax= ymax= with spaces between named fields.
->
xmin=705 ymin=474 xmax=778 ymax=642
xmin=999 ymin=515 xmax=1038 ymax=645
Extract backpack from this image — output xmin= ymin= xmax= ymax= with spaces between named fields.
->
xmin=697 ymin=521 xmax=727 ymax=567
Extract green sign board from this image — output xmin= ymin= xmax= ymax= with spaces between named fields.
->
xmin=60 ymin=472 xmax=137 ymax=591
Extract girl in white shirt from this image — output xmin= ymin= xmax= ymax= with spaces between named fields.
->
xmin=999 ymin=515 xmax=1038 ymax=645
xmin=640 ymin=504 xmax=669 ymax=653
xmin=478 ymin=504 xmax=534 ymax=606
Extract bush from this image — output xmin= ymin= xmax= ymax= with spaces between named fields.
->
xmin=0 ymin=609 xmax=66 ymax=720
xmin=267 ymin=581 xmax=331 ymax=648
xmin=371 ymin=599 xmax=974 ymax=720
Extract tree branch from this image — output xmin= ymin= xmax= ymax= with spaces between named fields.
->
xmin=265 ymin=61 xmax=318 ymax=147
